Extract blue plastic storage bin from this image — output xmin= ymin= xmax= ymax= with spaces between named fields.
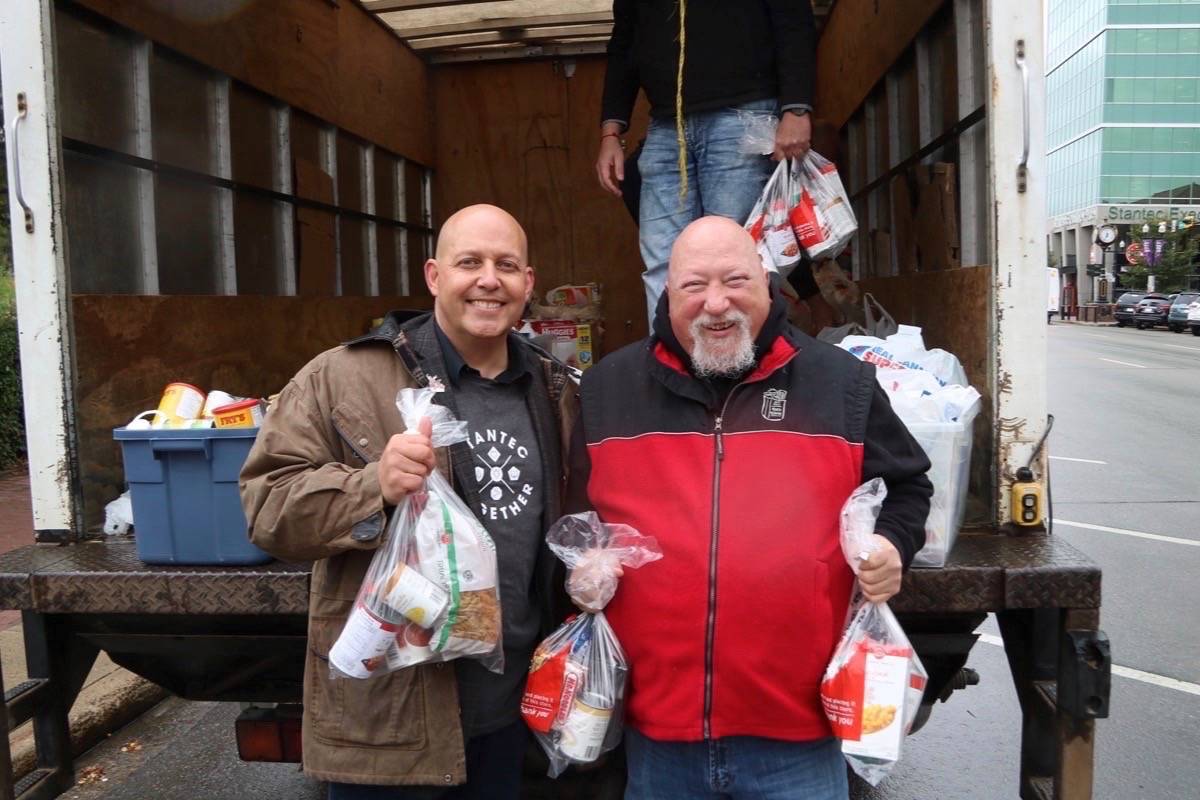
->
xmin=113 ymin=426 xmax=271 ymax=565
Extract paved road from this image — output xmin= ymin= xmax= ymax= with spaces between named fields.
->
xmin=62 ymin=322 xmax=1200 ymax=799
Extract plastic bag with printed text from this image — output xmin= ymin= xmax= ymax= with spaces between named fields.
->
xmin=820 ymin=479 xmax=928 ymax=786
xmin=328 ymin=387 xmax=503 ymax=679
xmin=793 ymin=151 xmax=858 ymax=262
xmin=838 ymin=325 xmax=969 ymax=388
xmin=521 ymin=512 xmax=662 ymax=776
xmin=744 ymin=159 xmax=803 ymax=276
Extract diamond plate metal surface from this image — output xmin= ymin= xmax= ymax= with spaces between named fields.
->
xmin=0 ymin=544 xmax=78 ymax=610
xmin=0 ymin=533 xmax=1100 ymax=617
xmin=894 ymin=532 xmax=1101 ymax=614
xmin=0 ymin=542 xmax=311 ymax=615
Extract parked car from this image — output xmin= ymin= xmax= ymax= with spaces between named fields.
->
xmin=1167 ymin=291 xmax=1199 ymax=332
xmin=1113 ymin=291 xmax=1146 ymax=326
xmin=1188 ymin=298 xmax=1200 ymax=336
xmin=1133 ymin=294 xmax=1173 ymax=329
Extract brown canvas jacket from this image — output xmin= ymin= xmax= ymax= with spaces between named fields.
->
xmin=239 ymin=312 xmax=577 ymax=786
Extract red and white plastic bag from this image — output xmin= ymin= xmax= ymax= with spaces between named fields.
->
xmin=521 ymin=512 xmax=661 ymax=776
xmin=328 ymin=387 xmax=504 ymax=679
xmin=745 ymin=151 xmax=858 ymax=273
xmin=820 ymin=479 xmax=928 ymax=786
xmin=745 ymin=159 xmax=803 ymax=276
xmin=794 ymin=151 xmax=857 ymax=262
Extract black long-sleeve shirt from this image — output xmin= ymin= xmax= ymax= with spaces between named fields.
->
xmin=600 ymin=0 xmax=817 ymax=126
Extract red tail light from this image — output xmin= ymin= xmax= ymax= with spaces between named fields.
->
xmin=236 ymin=706 xmax=303 ymax=762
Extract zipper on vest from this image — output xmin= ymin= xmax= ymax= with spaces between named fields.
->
xmin=703 ymin=413 xmax=723 ymax=740
xmin=703 ymin=383 xmax=738 ymax=739
xmin=701 ymin=351 xmax=803 ymax=737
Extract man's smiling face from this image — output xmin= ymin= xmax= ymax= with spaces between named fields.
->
xmin=667 ymin=217 xmax=770 ymax=377
xmin=425 ymin=205 xmax=534 ymax=345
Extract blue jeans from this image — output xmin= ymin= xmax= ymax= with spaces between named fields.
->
xmin=624 ymin=729 xmax=848 ymax=800
xmin=326 ymin=721 xmax=528 ymax=800
xmin=638 ymin=99 xmax=776 ymax=324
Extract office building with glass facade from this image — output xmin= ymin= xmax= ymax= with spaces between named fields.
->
xmin=1046 ymin=0 xmax=1200 ymax=302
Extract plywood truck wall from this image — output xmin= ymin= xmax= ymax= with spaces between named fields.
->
xmin=53 ymin=0 xmax=436 ymax=530
xmin=431 ymin=57 xmax=652 ymax=350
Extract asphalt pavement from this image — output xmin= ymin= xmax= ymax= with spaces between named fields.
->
xmin=59 ymin=321 xmax=1200 ymax=799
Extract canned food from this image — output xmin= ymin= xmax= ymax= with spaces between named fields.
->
xmin=155 ymin=382 xmax=205 ymax=428
xmin=558 ymin=692 xmax=612 ymax=763
xmin=382 ymin=564 xmax=449 ymax=628
xmin=202 ymin=390 xmax=238 ymax=418
xmin=211 ymin=398 xmax=263 ymax=429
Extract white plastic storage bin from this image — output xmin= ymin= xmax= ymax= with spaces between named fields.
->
xmin=904 ymin=407 xmax=978 ymax=568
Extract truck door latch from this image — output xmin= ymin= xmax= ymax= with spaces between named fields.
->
xmin=1059 ymin=629 xmax=1111 ymax=720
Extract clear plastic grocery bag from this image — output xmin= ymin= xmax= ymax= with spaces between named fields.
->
xmin=793 ymin=151 xmax=858 ymax=262
xmin=547 ymin=511 xmax=663 ymax=613
xmin=329 ymin=387 xmax=503 ymax=679
xmin=744 ymin=159 xmax=802 ymax=276
xmin=820 ymin=479 xmax=928 ymax=786
xmin=521 ymin=512 xmax=662 ymax=776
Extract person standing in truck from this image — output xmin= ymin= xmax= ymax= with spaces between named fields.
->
xmin=240 ymin=204 xmax=576 ymax=799
xmin=566 ymin=216 xmax=932 ymax=799
xmin=595 ymin=0 xmax=817 ymax=326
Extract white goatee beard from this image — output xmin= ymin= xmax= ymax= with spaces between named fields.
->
xmin=689 ymin=311 xmax=756 ymax=379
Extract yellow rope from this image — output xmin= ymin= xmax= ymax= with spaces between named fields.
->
xmin=675 ymin=0 xmax=688 ymax=201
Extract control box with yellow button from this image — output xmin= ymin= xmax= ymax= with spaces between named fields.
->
xmin=1010 ymin=467 xmax=1045 ymax=528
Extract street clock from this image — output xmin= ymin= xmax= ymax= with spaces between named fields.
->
xmin=1097 ymin=225 xmax=1118 ymax=246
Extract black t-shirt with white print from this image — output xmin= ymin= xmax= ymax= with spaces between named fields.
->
xmin=433 ymin=325 xmax=545 ymax=740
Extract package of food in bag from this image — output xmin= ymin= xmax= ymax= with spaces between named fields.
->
xmin=521 ymin=612 xmax=627 ymax=776
xmin=821 ymin=598 xmax=928 ymax=785
xmin=521 ymin=512 xmax=662 ymax=776
xmin=795 ymin=151 xmax=858 ymax=261
xmin=745 ymin=160 xmax=802 ymax=275
xmin=820 ymin=479 xmax=928 ymax=785
xmin=328 ymin=387 xmax=503 ymax=679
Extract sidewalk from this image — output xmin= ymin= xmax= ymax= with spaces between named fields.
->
xmin=0 ymin=464 xmax=166 ymax=781
xmin=1049 ymin=318 xmax=1116 ymax=327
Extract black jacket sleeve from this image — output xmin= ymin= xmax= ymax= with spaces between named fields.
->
xmin=564 ymin=418 xmax=594 ymax=514
xmin=600 ymin=0 xmax=640 ymax=126
xmin=860 ymin=382 xmax=933 ymax=568
xmin=765 ymin=0 xmax=817 ymax=109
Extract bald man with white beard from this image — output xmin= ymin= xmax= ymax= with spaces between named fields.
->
xmin=565 ymin=216 xmax=934 ymax=800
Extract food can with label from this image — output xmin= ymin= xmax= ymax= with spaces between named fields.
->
xmin=202 ymin=390 xmax=238 ymax=418
xmin=211 ymin=399 xmax=264 ymax=429
xmin=382 ymin=564 xmax=449 ymax=627
xmin=557 ymin=691 xmax=612 ymax=763
xmin=155 ymin=382 xmax=205 ymax=428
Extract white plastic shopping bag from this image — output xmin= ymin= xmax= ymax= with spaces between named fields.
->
xmin=745 ymin=160 xmax=802 ymax=275
xmin=794 ymin=151 xmax=858 ymax=261
xmin=821 ymin=480 xmax=928 ymax=786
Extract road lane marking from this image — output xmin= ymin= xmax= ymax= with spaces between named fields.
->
xmin=1050 ymin=456 xmax=1107 ymax=465
xmin=1159 ymin=342 xmax=1200 ymax=352
xmin=977 ymin=634 xmax=1200 ymax=697
xmin=1098 ymin=357 xmax=1146 ymax=368
xmin=1053 ymin=519 xmax=1200 ymax=547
